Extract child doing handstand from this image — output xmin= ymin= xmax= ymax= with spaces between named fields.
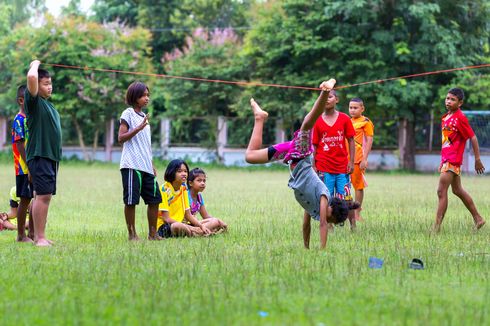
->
xmin=187 ymin=168 xmax=228 ymax=233
xmin=245 ymin=79 xmax=359 ymax=250
xmin=157 ymin=160 xmax=212 ymax=238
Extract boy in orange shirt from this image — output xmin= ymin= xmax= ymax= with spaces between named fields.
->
xmin=348 ymin=98 xmax=374 ymax=221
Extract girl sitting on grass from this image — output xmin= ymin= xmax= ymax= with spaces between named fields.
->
xmin=157 ymin=159 xmax=212 ymax=238
xmin=187 ymin=168 xmax=228 ymax=233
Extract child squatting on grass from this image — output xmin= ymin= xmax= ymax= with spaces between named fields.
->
xmin=187 ymin=168 xmax=228 ymax=233
xmin=245 ymin=79 xmax=360 ymax=250
xmin=157 ymin=160 xmax=212 ymax=238
xmin=433 ymin=87 xmax=486 ymax=232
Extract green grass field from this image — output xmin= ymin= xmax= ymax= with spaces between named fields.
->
xmin=1 ymin=162 xmax=489 ymax=325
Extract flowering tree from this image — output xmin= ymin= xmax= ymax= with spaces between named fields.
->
xmin=0 ymin=15 xmax=154 ymax=159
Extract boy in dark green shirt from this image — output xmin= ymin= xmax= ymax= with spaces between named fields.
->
xmin=25 ymin=60 xmax=62 ymax=247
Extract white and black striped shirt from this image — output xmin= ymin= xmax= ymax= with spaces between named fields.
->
xmin=119 ymin=108 xmax=154 ymax=175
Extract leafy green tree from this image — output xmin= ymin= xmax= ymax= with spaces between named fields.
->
xmin=92 ymin=0 xmax=252 ymax=68
xmin=91 ymin=0 xmax=139 ymax=26
xmin=156 ymin=28 xmax=245 ymax=157
xmin=0 ymin=0 xmax=46 ymax=29
xmin=242 ymin=0 xmax=490 ymax=170
xmin=0 ymin=15 xmax=154 ymax=159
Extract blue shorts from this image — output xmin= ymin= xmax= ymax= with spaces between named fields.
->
xmin=319 ymin=172 xmax=352 ymax=200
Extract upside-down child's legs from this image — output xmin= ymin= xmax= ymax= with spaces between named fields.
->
xmin=245 ymin=99 xmax=271 ymax=164
xmin=451 ymin=175 xmax=485 ymax=229
xmin=434 ymin=172 xmax=453 ymax=232
xmin=124 ymin=205 xmax=139 ymax=240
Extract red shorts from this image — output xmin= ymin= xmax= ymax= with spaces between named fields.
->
xmin=351 ymin=164 xmax=368 ymax=190
xmin=439 ymin=162 xmax=461 ymax=176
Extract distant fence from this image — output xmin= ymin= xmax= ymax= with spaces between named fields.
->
xmin=1 ymin=112 xmax=489 ymax=173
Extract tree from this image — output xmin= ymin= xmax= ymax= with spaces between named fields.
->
xmin=0 ymin=15 xmax=154 ymax=159
xmin=242 ymin=0 xmax=490 ymax=170
xmin=92 ymin=0 xmax=253 ymax=69
xmin=157 ymin=27 xmax=245 ymax=159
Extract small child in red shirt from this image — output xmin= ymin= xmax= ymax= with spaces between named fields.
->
xmin=433 ymin=87 xmax=486 ymax=232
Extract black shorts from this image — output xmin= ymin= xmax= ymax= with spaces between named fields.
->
xmin=157 ymin=223 xmax=173 ymax=238
xmin=27 ymin=157 xmax=58 ymax=195
xmin=16 ymin=174 xmax=33 ymax=199
xmin=10 ymin=199 xmax=19 ymax=208
xmin=121 ymin=168 xmax=162 ymax=205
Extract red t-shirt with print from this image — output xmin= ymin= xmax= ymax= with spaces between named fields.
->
xmin=441 ymin=109 xmax=474 ymax=166
xmin=313 ymin=112 xmax=355 ymax=173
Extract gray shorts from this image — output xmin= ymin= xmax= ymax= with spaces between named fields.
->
xmin=287 ymin=156 xmax=330 ymax=220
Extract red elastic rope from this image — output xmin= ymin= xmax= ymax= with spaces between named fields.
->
xmin=43 ymin=62 xmax=490 ymax=91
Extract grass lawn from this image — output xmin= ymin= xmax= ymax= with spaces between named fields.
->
xmin=1 ymin=162 xmax=489 ymax=325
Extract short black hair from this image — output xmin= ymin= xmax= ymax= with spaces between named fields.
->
xmin=350 ymin=97 xmax=364 ymax=104
xmin=330 ymin=198 xmax=361 ymax=224
xmin=448 ymin=88 xmax=464 ymax=101
xmin=38 ymin=69 xmax=50 ymax=80
xmin=17 ymin=85 xmax=26 ymax=101
xmin=330 ymin=197 xmax=349 ymax=224
xmin=187 ymin=167 xmax=206 ymax=187
xmin=164 ymin=159 xmax=189 ymax=183
xmin=126 ymin=81 xmax=149 ymax=107
xmin=330 ymin=89 xmax=338 ymax=97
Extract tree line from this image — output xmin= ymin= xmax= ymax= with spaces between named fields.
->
xmin=1 ymin=0 xmax=489 ymax=169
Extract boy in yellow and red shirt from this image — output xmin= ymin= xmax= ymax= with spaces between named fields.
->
xmin=348 ymin=98 xmax=374 ymax=221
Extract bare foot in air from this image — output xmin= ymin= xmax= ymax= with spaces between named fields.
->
xmin=250 ymin=98 xmax=268 ymax=120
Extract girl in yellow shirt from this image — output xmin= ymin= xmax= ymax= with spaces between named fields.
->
xmin=157 ymin=160 xmax=211 ymax=238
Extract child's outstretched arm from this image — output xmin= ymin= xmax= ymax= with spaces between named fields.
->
xmin=470 ymin=136 xmax=485 ymax=174
xmin=27 ymin=60 xmax=41 ymax=97
xmin=300 ymin=79 xmax=336 ymax=132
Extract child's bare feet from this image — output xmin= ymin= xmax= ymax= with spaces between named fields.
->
xmin=17 ymin=236 xmax=34 ymax=243
xmin=128 ymin=235 xmax=140 ymax=241
xmin=250 ymin=98 xmax=268 ymax=120
xmin=474 ymin=218 xmax=486 ymax=231
xmin=431 ymin=223 xmax=441 ymax=233
xmin=148 ymin=234 xmax=163 ymax=241
xmin=34 ymin=238 xmax=52 ymax=247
